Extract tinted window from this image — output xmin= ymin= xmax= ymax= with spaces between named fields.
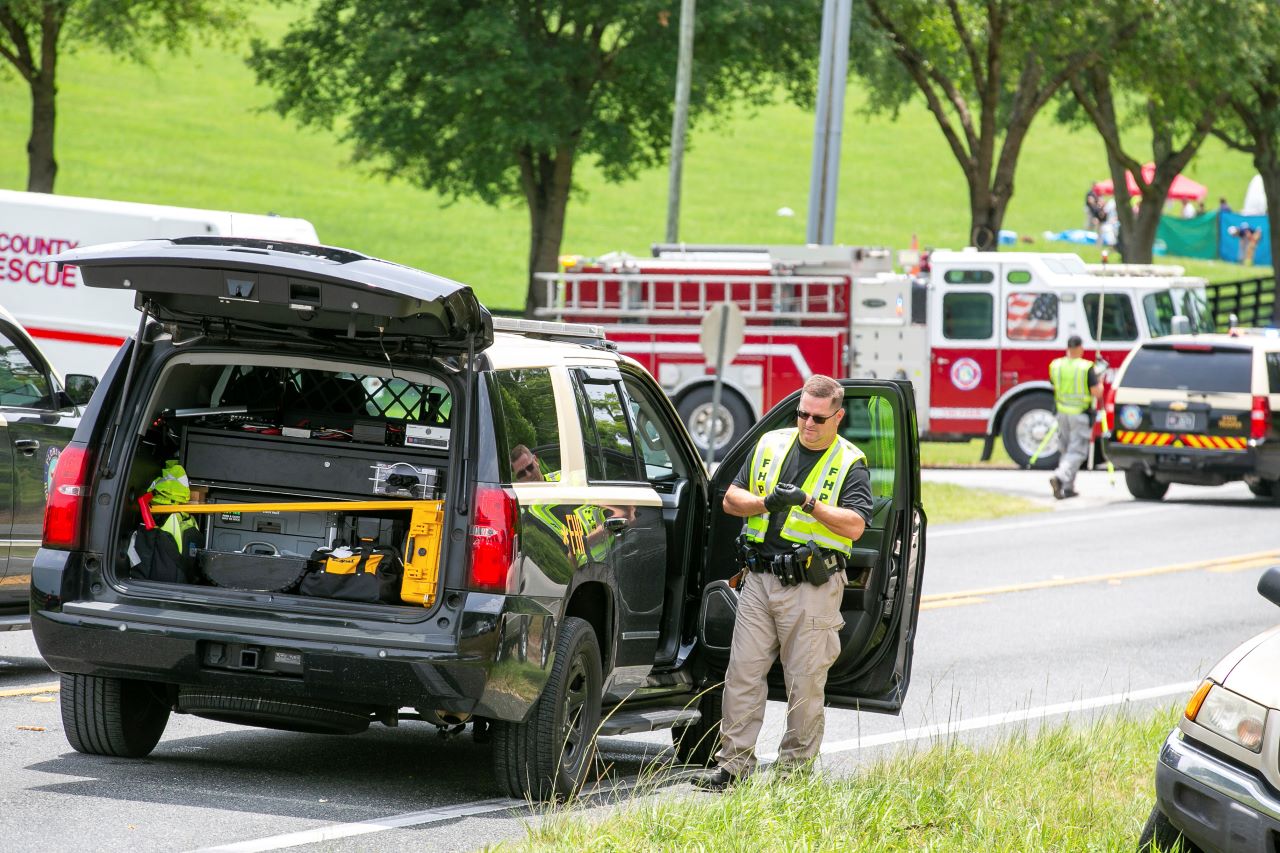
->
xmin=0 ymin=329 xmax=50 ymax=408
xmin=943 ymin=293 xmax=993 ymax=339
xmin=943 ymin=269 xmax=995 ymax=285
xmin=1006 ymin=292 xmax=1058 ymax=341
xmin=493 ymin=368 xmax=561 ymax=483
xmin=1083 ymin=294 xmax=1138 ymax=341
xmin=1268 ymin=353 xmax=1280 ymax=393
xmin=622 ymin=375 xmax=686 ymax=480
xmin=839 ymin=394 xmax=898 ymax=498
xmin=1143 ymin=288 xmax=1216 ymax=336
xmin=1121 ymin=346 xmax=1252 ymax=393
xmin=576 ymin=378 xmax=641 ymax=482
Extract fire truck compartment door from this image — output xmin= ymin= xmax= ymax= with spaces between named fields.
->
xmin=53 ymin=237 xmax=492 ymax=355
xmin=702 ymin=379 xmax=927 ymax=713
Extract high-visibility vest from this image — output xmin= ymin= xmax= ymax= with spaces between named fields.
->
xmin=744 ymin=428 xmax=865 ymax=556
xmin=1049 ymin=357 xmax=1094 ymax=415
xmin=148 ymin=459 xmax=191 ymax=505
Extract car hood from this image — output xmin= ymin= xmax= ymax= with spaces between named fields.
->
xmin=1215 ymin=624 xmax=1280 ymax=710
xmin=53 ymin=237 xmax=493 ymax=355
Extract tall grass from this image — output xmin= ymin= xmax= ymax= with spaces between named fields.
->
xmin=513 ymin=706 xmax=1179 ymax=851
xmin=0 ymin=9 xmax=1265 ymax=309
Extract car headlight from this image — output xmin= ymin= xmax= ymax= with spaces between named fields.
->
xmin=1186 ymin=681 xmax=1266 ymax=752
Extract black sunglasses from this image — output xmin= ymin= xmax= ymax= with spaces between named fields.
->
xmin=795 ymin=407 xmax=841 ymax=425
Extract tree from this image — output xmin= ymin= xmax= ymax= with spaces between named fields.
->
xmin=1211 ymin=13 xmax=1280 ymax=323
xmin=849 ymin=0 xmax=1141 ymax=250
xmin=0 ymin=1 xmax=246 ymax=193
xmin=248 ymin=1 xmax=818 ymax=315
xmin=1062 ymin=0 xmax=1243 ymax=263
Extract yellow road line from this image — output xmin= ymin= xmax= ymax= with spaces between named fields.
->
xmin=921 ymin=596 xmax=987 ymax=611
xmin=923 ymin=549 xmax=1280 ymax=606
xmin=0 ymin=682 xmax=59 ymax=698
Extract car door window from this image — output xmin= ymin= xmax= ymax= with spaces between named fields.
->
xmin=840 ymin=394 xmax=898 ymax=500
xmin=575 ymin=377 xmax=641 ymax=483
xmin=492 ymin=368 xmax=562 ymax=483
xmin=0 ymin=329 xmax=51 ymax=408
xmin=942 ymin=293 xmax=994 ymax=340
xmin=1084 ymin=293 xmax=1138 ymax=341
xmin=621 ymin=375 xmax=687 ymax=481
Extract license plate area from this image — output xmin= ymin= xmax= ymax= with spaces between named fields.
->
xmin=200 ymin=641 xmax=304 ymax=676
xmin=1164 ymin=411 xmax=1196 ymax=431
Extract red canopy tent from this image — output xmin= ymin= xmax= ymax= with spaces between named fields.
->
xmin=1091 ymin=163 xmax=1207 ymax=201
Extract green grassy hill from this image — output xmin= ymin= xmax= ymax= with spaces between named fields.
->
xmin=0 ymin=9 xmax=1265 ymax=309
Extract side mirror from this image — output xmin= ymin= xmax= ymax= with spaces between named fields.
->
xmin=64 ymin=373 xmax=98 ymax=407
xmin=1258 ymin=566 xmax=1280 ymax=609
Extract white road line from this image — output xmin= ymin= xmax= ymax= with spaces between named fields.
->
xmin=928 ymin=503 xmax=1176 ymax=538
xmin=188 ymin=797 xmax=524 ymax=852
xmin=759 ymin=680 xmax=1199 ymax=761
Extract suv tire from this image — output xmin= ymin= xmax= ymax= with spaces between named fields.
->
xmin=493 ymin=616 xmax=602 ymax=801
xmin=1125 ymin=468 xmax=1169 ymax=501
xmin=1137 ymin=805 xmax=1200 ymax=853
xmin=1001 ymin=393 xmax=1058 ymax=470
xmin=175 ymin=689 xmax=372 ymax=735
xmin=672 ymin=687 xmax=723 ymax=766
xmin=61 ymin=674 xmax=170 ymax=758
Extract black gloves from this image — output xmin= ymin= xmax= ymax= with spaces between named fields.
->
xmin=764 ymin=483 xmax=808 ymax=513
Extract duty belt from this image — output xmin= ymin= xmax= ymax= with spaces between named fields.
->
xmin=737 ymin=535 xmax=844 ymax=587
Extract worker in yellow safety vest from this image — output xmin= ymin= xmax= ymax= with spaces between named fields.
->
xmin=1048 ymin=335 xmax=1104 ymax=499
xmin=694 ymin=375 xmax=873 ymax=791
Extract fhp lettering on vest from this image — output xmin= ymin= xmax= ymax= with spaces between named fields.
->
xmin=0 ymin=232 xmax=81 ymax=287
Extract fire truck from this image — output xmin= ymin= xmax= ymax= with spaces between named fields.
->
xmin=535 ymin=245 xmax=1212 ymax=469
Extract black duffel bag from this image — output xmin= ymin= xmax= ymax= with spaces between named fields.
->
xmin=299 ymin=544 xmax=403 ymax=604
xmin=198 ymin=542 xmax=312 ymax=593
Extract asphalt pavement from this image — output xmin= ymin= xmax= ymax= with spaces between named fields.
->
xmin=1 ymin=469 xmax=1277 ymax=851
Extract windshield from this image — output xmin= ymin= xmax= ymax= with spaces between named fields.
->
xmin=1121 ymin=346 xmax=1252 ymax=393
xmin=1143 ymin=287 xmax=1216 ymax=336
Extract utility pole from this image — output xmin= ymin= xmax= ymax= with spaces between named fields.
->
xmin=806 ymin=0 xmax=852 ymax=245
xmin=666 ymin=0 xmax=696 ymax=243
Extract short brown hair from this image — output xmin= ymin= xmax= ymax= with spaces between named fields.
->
xmin=802 ymin=374 xmax=842 ymax=402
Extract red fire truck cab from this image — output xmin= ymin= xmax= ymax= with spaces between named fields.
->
xmin=536 ymin=245 xmax=1212 ymax=469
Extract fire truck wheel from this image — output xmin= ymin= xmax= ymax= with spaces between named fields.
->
xmin=1001 ymin=393 xmax=1059 ymax=470
xmin=678 ymin=386 xmax=751 ymax=461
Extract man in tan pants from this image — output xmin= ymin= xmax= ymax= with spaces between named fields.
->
xmin=694 ymin=375 xmax=872 ymax=791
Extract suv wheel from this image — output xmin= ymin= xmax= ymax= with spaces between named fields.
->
xmin=493 ymin=616 xmax=602 ymax=801
xmin=672 ymin=687 xmax=723 ymax=766
xmin=60 ymin=674 xmax=170 ymax=758
xmin=1247 ymin=479 xmax=1280 ymax=502
xmin=1125 ymin=468 xmax=1169 ymax=501
xmin=1137 ymin=804 xmax=1200 ymax=852
xmin=1001 ymin=393 xmax=1058 ymax=470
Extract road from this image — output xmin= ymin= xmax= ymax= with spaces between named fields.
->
xmin=1 ymin=472 xmax=1277 ymax=851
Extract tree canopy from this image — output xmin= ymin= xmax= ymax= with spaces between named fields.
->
xmin=249 ymin=0 xmax=819 ymax=313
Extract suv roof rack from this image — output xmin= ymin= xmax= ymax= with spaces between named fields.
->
xmin=491 ymin=316 xmax=612 ymax=348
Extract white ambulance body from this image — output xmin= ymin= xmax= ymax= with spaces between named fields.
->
xmin=0 ymin=189 xmax=318 ymax=377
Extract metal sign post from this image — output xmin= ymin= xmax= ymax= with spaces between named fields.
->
xmin=699 ymin=302 xmax=745 ymax=466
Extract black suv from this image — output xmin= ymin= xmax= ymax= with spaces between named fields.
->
xmin=0 ymin=305 xmax=97 ymax=630
xmin=33 ymin=238 xmax=926 ymax=799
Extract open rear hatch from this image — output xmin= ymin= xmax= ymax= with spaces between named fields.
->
xmin=53 ymin=237 xmax=493 ymax=355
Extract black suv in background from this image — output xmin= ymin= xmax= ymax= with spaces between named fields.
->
xmin=33 ymin=238 xmax=927 ymax=800
xmin=0 ymin=305 xmax=96 ymax=629
xmin=1103 ymin=333 xmax=1280 ymax=501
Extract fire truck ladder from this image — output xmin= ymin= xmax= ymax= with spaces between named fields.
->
xmin=532 ymin=271 xmax=849 ymax=323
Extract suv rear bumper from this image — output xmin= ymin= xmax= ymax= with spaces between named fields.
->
xmin=1104 ymin=440 xmax=1268 ymax=485
xmin=1155 ymin=729 xmax=1280 ymax=852
xmin=31 ymin=550 xmax=552 ymax=722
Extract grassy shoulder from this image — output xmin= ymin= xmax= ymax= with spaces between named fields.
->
xmin=922 ymin=481 xmax=1046 ymax=524
xmin=921 ymin=440 xmax=1016 ymax=468
xmin=513 ymin=706 xmax=1180 ymax=851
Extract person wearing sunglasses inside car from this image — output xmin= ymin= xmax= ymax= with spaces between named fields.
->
xmin=694 ymin=374 xmax=872 ymax=791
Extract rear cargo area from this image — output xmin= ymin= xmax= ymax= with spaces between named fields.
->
xmin=116 ymin=354 xmax=453 ymax=611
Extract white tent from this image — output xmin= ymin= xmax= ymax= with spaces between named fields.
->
xmin=1242 ymin=174 xmax=1268 ymax=215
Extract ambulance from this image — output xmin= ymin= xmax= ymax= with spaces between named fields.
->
xmin=0 ymin=189 xmax=317 ymax=377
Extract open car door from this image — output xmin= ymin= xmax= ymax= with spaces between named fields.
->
xmin=699 ymin=380 xmax=926 ymax=713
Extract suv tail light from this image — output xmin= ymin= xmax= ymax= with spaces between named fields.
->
xmin=1252 ymin=396 xmax=1271 ymax=440
xmin=468 ymin=484 xmax=518 ymax=592
xmin=43 ymin=444 xmax=92 ymax=550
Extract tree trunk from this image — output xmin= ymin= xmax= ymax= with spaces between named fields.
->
xmin=25 ymin=5 xmax=60 ymax=193
xmin=967 ymin=186 xmax=1009 ymax=251
xmin=519 ymin=146 xmax=575 ymax=318
xmin=1260 ymin=163 xmax=1280 ymax=327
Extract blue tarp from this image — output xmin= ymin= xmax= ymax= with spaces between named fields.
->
xmin=1219 ymin=212 xmax=1271 ymax=265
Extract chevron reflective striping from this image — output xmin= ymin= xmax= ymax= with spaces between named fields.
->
xmin=1174 ymin=433 xmax=1247 ymax=450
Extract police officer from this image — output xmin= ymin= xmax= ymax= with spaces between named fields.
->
xmin=694 ymin=374 xmax=873 ymax=790
xmin=1048 ymin=335 xmax=1103 ymax=499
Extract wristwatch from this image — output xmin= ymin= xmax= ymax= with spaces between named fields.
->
xmin=802 ymin=495 xmax=817 ymax=513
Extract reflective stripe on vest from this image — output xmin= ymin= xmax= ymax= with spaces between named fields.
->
xmin=1049 ymin=357 xmax=1093 ymax=415
xmin=160 ymin=511 xmax=197 ymax=551
xmin=148 ymin=459 xmax=191 ymax=505
xmin=743 ymin=428 xmax=866 ymax=556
